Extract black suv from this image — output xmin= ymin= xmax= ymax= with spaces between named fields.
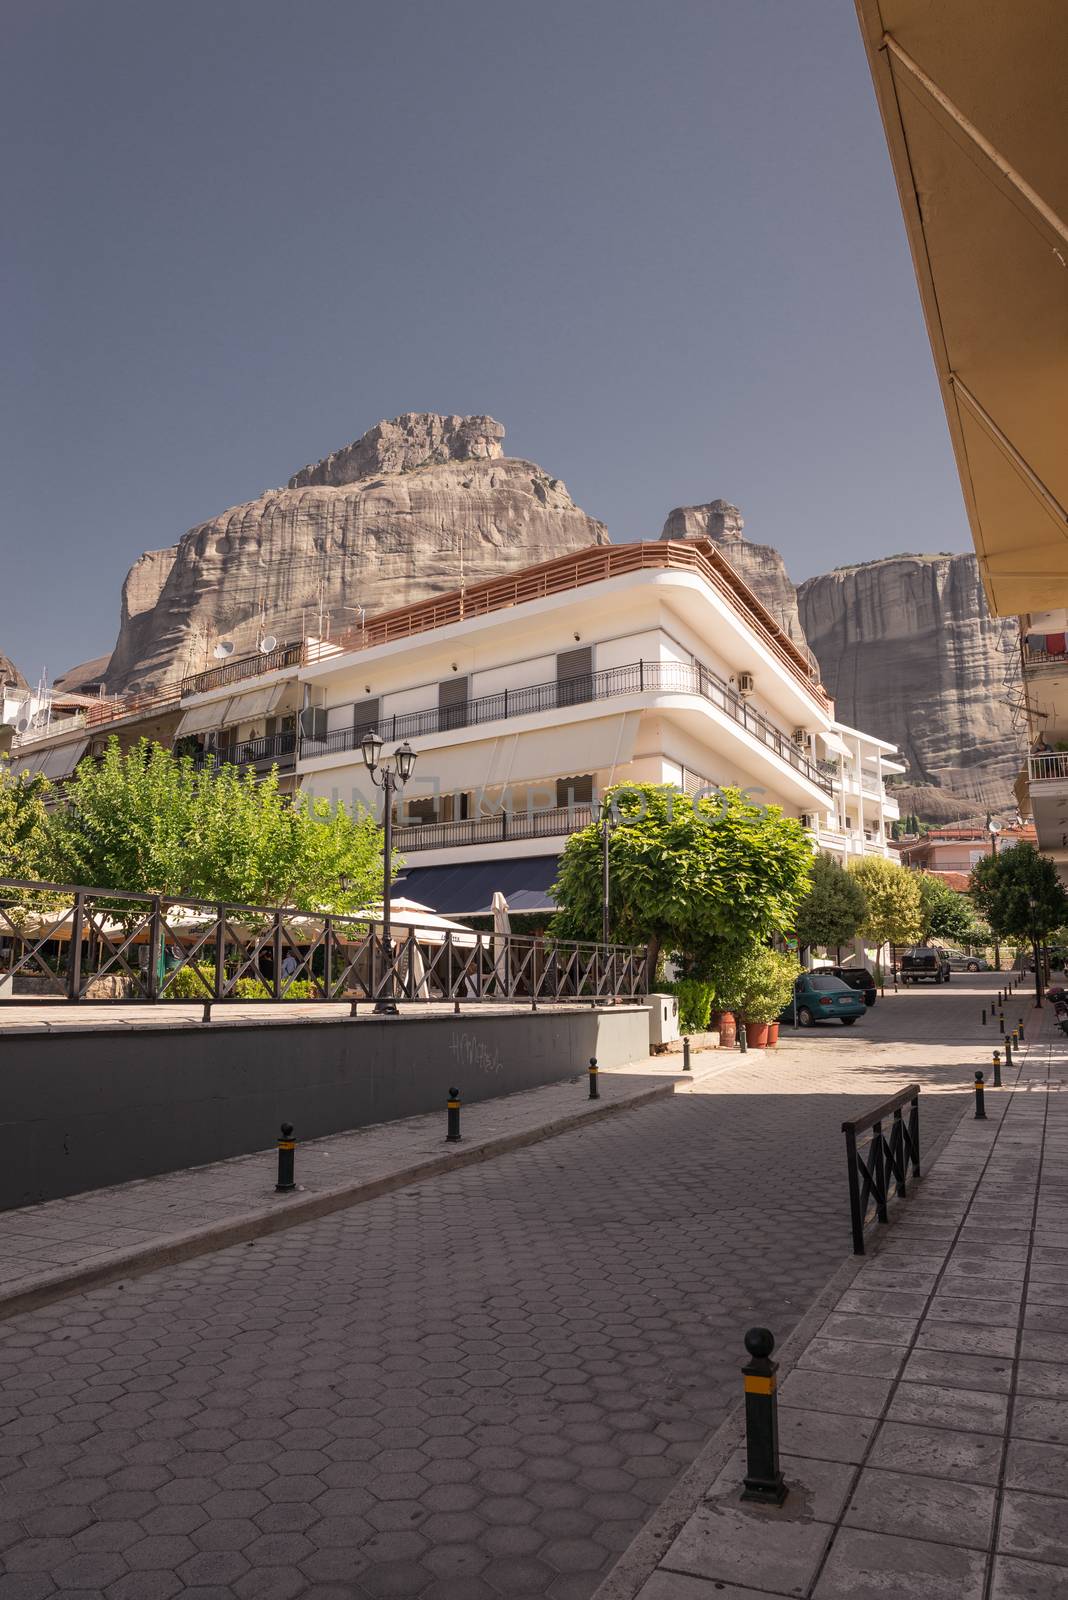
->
xmin=817 ymin=965 xmax=878 ymax=1007
xmin=901 ymin=946 xmax=951 ymax=984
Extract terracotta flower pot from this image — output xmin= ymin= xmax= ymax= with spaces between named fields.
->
xmin=718 ymin=1010 xmax=737 ymax=1048
xmin=744 ymin=1020 xmax=770 ymax=1049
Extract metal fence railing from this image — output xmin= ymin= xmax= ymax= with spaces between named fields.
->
xmin=842 ymin=1084 xmax=921 ymax=1254
xmin=0 ymin=879 xmax=646 ymax=1010
xmin=301 ymin=659 xmax=834 ymax=796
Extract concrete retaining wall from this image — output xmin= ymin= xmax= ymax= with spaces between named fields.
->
xmin=0 ymin=1006 xmax=649 ymax=1211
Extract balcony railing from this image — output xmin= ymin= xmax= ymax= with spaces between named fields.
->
xmin=1029 ymin=752 xmax=1068 ymax=783
xmin=182 ymin=642 xmax=305 ymax=699
xmin=302 ymin=659 xmax=834 ymax=795
xmin=395 ymin=804 xmax=594 ymax=853
xmin=1024 ymin=644 xmax=1068 ymax=669
xmin=192 ymin=730 xmax=297 ymax=770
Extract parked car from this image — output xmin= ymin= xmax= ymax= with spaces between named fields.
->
xmin=900 ymin=946 xmax=951 ymax=984
xmin=781 ymin=972 xmax=867 ymax=1027
xmin=945 ymin=951 xmax=990 ymax=973
xmin=815 ymin=964 xmax=877 ymax=1006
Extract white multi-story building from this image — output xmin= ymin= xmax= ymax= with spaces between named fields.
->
xmin=285 ymin=540 xmax=899 ymax=911
xmin=8 ymin=540 xmax=901 ymax=913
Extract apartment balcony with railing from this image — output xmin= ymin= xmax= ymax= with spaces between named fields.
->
xmin=1029 ymin=752 xmax=1068 ymax=785
xmin=394 ymin=802 xmax=594 ymax=854
xmin=190 ymin=729 xmax=297 ymax=773
xmin=300 ymin=658 xmax=834 ymax=797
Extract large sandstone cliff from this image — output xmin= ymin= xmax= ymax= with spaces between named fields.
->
xmin=105 ymin=415 xmax=608 ymax=690
xmin=798 ymin=554 xmax=1021 ymax=819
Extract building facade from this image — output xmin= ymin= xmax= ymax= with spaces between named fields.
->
xmin=6 ymin=540 xmax=902 ymax=915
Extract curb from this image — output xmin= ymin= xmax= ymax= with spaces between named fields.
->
xmin=0 ymin=1076 xmax=683 ymax=1323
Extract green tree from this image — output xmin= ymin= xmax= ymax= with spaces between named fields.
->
xmin=0 ymin=762 xmax=51 ymax=881
xmin=848 ymin=856 xmax=923 ymax=976
xmin=551 ymin=783 xmax=814 ymax=983
xmin=46 ymin=738 xmax=385 ymax=910
xmin=915 ymin=872 xmax=976 ymax=945
xmin=794 ymin=854 xmax=869 ymax=958
xmin=970 ymin=843 xmax=1068 ymax=991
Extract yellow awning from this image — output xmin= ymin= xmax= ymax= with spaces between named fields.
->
xmin=855 ymin=1 xmax=1068 ymax=617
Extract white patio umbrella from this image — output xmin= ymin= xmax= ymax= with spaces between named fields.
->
xmin=491 ymin=890 xmax=511 ymax=992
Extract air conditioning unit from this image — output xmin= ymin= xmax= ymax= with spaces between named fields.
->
xmin=737 ymin=672 xmax=755 ymax=697
xmin=793 ymin=727 xmax=812 ymax=748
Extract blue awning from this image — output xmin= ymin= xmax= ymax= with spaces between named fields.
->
xmin=393 ymin=856 xmax=561 ymax=916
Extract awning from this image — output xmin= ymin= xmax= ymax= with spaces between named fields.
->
xmin=224 ymin=683 xmax=290 ymax=723
xmin=393 ymin=856 xmax=562 ymax=916
xmin=175 ymin=700 xmax=231 ymax=737
xmin=820 ymin=730 xmax=852 ymax=760
xmin=10 ymin=738 xmax=89 ymax=780
xmin=855 ymin=2 xmax=1068 ymax=617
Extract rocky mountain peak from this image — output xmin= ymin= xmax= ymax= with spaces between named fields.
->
xmin=0 ymin=652 xmax=26 ymax=691
xmin=661 ymin=500 xmax=746 ymax=542
xmin=659 ymin=500 xmax=808 ymax=651
xmin=288 ymin=413 xmax=506 ymax=490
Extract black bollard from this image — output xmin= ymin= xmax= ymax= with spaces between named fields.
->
xmin=1019 ymin=1018 xmax=1025 ymax=1041
xmin=740 ymin=1328 xmax=787 ymax=1505
xmin=588 ymin=1056 xmax=600 ymax=1100
xmin=446 ymin=1088 xmax=462 ymax=1142
xmin=275 ymin=1123 xmax=296 ymax=1192
xmin=974 ymin=1072 xmax=987 ymax=1120
xmin=738 ymin=1025 xmax=748 ymax=1054
xmin=982 ymin=1008 xmax=987 ymax=1026
xmin=992 ymin=1050 xmax=1002 ymax=1088
xmin=682 ymin=1036 xmax=691 ymax=1073
xmin=999 ymin=1014 xmax=1005 ymax=1035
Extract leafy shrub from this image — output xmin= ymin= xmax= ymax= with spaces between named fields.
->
xmin=164 ymin=963 xmax=318 ymax=1000
xmin=673 ymin=978 xmax=715 ymax=1035
xmin=736 ymin=947 xmax=800 ymax=1024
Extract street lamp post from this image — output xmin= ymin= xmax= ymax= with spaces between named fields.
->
xmin=986 ymin=813 xmax=1002 ymax=974
xmin=602 ymin=807 xmax=612 ymax=947
xmin=1028 ymin=894 xmax=1045 ymax=1010
xmin=361 ymin=733 xmax=417 ymax=1012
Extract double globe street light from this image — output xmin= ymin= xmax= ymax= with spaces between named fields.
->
xmin=361 ymin=732 xmax=417 ymax=1012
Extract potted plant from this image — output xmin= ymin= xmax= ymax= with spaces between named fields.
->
xmin=737 ymin=947 xmax=800 ymax=1048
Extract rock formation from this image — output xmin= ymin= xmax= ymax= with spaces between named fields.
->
xmin=53 ymin=654 xmax=112 ymax=694
xmin=0 ymin=653 xmax=26 ymax=690
xmin=105 ymin=415 xmax=608 ymax=690
xmin=289 ymin=413 xmax=504 ymax=488
xmin=798 ymin=554 xmax=1022 ymax=818
xmin=660 ymin=501 xmax=810 ymax=652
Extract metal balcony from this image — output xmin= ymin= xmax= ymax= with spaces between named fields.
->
xmin=301 ymin=659 xmax=834 ymax=796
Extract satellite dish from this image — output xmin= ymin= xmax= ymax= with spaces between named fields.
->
xmin=213 ymin=640 xmax=236 ymax=659
xmin=15 ymin=715 xmax=30 ymax=735
xmin=259 ymin=635 xmax=278 ymax=654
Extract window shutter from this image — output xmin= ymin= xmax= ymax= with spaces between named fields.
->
xmin=556 ymin=647 xmax=593 ymax=706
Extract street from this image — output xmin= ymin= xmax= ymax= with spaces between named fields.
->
xmin=0 ymin=975 xmax=1006 ymax=1600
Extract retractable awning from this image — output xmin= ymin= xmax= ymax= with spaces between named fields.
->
xmin=175 ymin=700 xmax=231 ymax=737
xmin=855 ymin=1 xmax=1068 ymax=617
xmin=820 ymin=730 xmax=853 ymax=760
xmin=10 ymin=738 xmax=89 ymax=780
xmin=224 ymin=683 xmax=290 ymax=723
xmin=393 ymin=856 xmax=562 ymax=916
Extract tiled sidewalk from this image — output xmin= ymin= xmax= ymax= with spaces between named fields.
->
xmin=0 ymin=1051 xmax=722 ymax=1318
xmin=609 ymin=1008 xmax=1068 ymax=1600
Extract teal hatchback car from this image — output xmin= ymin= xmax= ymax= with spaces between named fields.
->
xmin=781 ymin=971 xmax=867 ymax=1028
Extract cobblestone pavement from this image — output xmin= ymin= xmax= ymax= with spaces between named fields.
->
xmin=624 ymin=989 xmax=1067 ymax=1600
xmin=0 ymin=977 xmax=1003 ymax=1600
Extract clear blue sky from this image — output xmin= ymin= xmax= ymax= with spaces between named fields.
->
xmin=1 ymin=0 xmax=970 ymax=679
